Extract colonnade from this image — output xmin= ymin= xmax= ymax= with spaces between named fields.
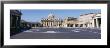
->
xmin=66 ymin=18 xmax=101 ymax=28
xmin=21 ymin=23 xmax=42 ymax=28
xmin=42 ymin=21 xmax=62 ymax=27
xmin=93 ymin=18 xmax=101 ymax=28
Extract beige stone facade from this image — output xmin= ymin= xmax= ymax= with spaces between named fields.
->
xmin=41 ymin=13 xmax=101 ymax=28
xmin=41 ymin=13 xmax=63 ymax=27
xmin=63 ymin=13 xmax=101 ymax=28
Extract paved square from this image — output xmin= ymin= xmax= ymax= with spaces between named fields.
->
xmin=10 ymin=28 xmax=101 ymax=39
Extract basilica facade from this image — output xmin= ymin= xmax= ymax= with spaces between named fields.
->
xmin=41 ymin=13 xmax=63 ymax=27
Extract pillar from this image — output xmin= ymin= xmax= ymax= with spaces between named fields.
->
xmin=92 ymin=19 xmax=95 ymax=27
xmin=87 ymin=23 xmax=89 ymax=28
xmin=58 ymin=22 xmax=59 ymax=27
xmin=73 ymin=24 xmax=74 ymax=27
xmin=51 ymin=22 xmax=53 ymax=27
xmin=96 ymin=18 xmax=99 ymax=28
xmin=49 ymin=22 xmax=51 ymax=27
xmin=44 ymin=22 xmax=46 ymax=27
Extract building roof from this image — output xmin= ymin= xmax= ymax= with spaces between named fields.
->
xmin=48 ymin=13 xmax=55 ymax=18
xmin=80 ymin=13 xmax=97 ymax=16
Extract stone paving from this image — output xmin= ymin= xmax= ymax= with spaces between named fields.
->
xmin=10 ymin=28 xmax=101 ymax=39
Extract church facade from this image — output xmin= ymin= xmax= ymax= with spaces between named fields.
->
xmin=41 ymin=13 xmax=63 ymax=27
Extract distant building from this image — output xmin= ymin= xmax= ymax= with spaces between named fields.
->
xmin=29 ymin=22 xmax=42 ymax=28
xmin=20 ymin=20 xmax=31 ymax=29
xmin=41 ymin=13 xmax=63 ymax=27
xmin=20 ymin=20 xmax=42 ymax=29
xmin=10 ymin=10 xmax=22 ymax=36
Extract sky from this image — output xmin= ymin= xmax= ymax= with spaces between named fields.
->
xmin=21 ymin=9 xmax=101 ymax=22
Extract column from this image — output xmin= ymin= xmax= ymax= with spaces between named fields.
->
xmin=51 ymin=22 xmax=53 ymax=27
xmin=50 ymin=22 xmax=51 ymax=27
xmin=58 ymin=22 xmax=59 ymax=27
xmin=92 ymin=19 xmax=95 ymax=27
xmin=49 ymin=22 xmax=51 ymax=27
xmin=96 ymin=18 xmax=99 ymax=28
xmin=75 ymin=24 xmax=76 ymax=27
xmin=47 ymin=22 xmax=48 ymax=27
xmin=73 ymin=24 xmax=74 ymax=27
xmin=44 ymin=22 xmax=46 ymax=27
xmin=87 ymin=24 xmax=89 ymax=28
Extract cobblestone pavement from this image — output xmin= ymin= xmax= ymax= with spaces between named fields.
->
xmin=10 ymin=28 xmax=101 ymax=39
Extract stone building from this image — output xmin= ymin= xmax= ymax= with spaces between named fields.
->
xmin=29 ymin=22 xmax=42 ymax=28
xmin=62 ymin=17 xmax=78 ymax=27
xmin=62 ymin=13 xmax=101 ymax=28
xmin=41 ymin=13 xmax=101 ymax=28
xmin=20 ymin=20 xmax=42 ymax=29
xmin=93 ymin=13 xmax=101 ymax=28
xmin=10 ymin=10 xmax=22 ymax=36
xmin=20 ymin=20 xmax=31 ymax=29
xmin=41 ymin=13 xmax=63 ymax=27
xmin=78 ymin=13 xmax=101 ymax=28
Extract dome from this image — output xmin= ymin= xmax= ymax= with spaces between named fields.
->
xmin=48 ymin=13 xmax=55 ymax=19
